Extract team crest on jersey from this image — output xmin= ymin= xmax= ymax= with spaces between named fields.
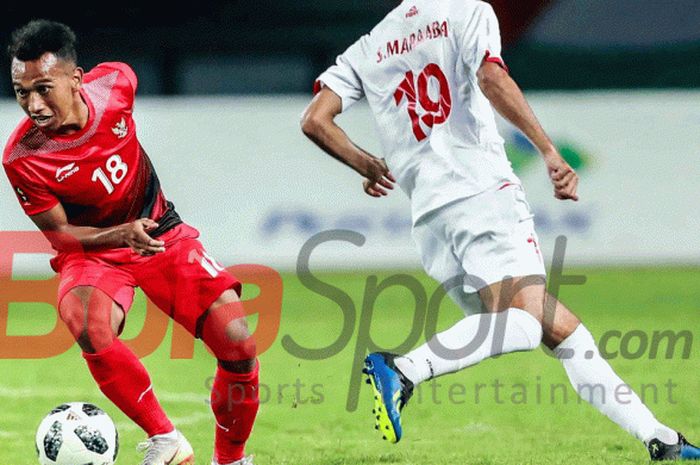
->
xmin=112 ymin=117 xmax=128 ymax=139
xmin=56 ymin=162 xmax=80 ymax=182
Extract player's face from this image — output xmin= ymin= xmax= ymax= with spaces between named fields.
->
xmin=11 ymin=52 xmax=84 ymax=134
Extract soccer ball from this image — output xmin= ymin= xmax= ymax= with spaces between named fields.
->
xmin=35 ymin=402 xmax=118 ymax=465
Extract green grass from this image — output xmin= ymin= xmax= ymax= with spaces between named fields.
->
xmin=1 ymin=267 xmax=699 ymax=464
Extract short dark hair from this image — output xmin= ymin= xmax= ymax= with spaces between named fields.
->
xmin=8 ymin=19 xmax=77 ymax=63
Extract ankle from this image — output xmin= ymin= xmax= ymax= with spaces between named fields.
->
xmin=150 ymin=429 xmax=177 ymax=440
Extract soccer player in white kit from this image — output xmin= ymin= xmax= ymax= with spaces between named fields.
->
xmin=301 ymin=0 xmax=699 ymax=461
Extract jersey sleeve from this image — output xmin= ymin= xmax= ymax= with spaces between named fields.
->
xmin=92 ymin=62 xmax=139 ymax=104
xmin=314 ymin=42 xmax=365 ymax=111
xmin=3 ymin=161 xmax=59 ymax=216
xmin=460 ymin=2 xmax=508 ymax=72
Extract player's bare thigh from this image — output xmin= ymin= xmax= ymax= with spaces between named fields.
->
xmin=477 ymin=277 xmax=582 ymax=349
xmin=58 ymin=286 xmax=125 ymax=354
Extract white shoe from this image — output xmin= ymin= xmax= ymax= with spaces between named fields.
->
xmin=137 ymin=430 xmax=195 ymax=465
xmin=211 ymin=455 xmax=254 ymax=465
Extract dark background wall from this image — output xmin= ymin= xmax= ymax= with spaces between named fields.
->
xmin=510 ymin=0 xmax=700 ymax=89
xmin=2 ymin=0 xmax=699 ymax=95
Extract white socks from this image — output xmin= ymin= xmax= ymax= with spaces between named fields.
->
xmin=395 ymin=308 xmax=542 ymax=385
xmin=554 ymin=324 xmax=678 ymax=445
xmin=395 ymin=314 xmax=677 ymax=446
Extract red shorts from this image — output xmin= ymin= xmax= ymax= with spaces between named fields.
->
xmin=53 ymin=223 xmax=241 ymax=336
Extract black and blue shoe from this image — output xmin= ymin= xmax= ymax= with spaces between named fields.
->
xmin=649 ymin=433 xmax=700 ymax=460
xmin=362 ymin=352 xmax=414 ymax=443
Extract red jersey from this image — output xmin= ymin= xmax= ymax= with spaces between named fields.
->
xmin=3 ymin=62 xmax=181 ymax=236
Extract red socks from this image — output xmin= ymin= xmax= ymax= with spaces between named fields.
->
xmin=83 ymin=339 xmax=173 ymax=437
xmin=211 ymin=361 xmax=260 ymax=463
xmin=83 ymin=337 xmax=259 ymax=462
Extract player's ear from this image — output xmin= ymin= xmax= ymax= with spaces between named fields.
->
xmin=71 ymin=67 xmax=84 ymax=91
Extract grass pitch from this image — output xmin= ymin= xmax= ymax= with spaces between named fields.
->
xmin=1 ymin=267 xmax=699 ymax=464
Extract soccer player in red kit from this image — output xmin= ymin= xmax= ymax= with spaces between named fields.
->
xmin=3 ymin=20 xmax=258 ymax=465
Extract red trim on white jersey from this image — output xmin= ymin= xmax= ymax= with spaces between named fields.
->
xmin=484 ymin=50 xmax=509 ymax=73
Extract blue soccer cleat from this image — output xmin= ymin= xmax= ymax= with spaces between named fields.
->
xmin=648 ymin=433 xmax=700 ymax=461
xmin=362 ymin=352 xmax=414 ymax=443
xmin=681 ymin=434 xmax=700 ymax=460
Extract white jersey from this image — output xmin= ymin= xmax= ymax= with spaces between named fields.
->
xmin=316 ymin=0 xmax=520 ymax=222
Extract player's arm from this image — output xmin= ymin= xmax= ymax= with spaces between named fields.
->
xmin=300 ymin=87 xmax=395 ymax=197
xmin=477 ymin=61 xmax=579 ymax=201
xmin=29 ymin=203 xmax=165 ymax=255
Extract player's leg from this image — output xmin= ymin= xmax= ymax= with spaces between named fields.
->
xmin=392 ymin=188 xmax=545 ymax=386
xmin=198 ymin=290 xmax=259 ymax=465
xmin=392 ymin=276 xmax=544 ymax=384
xmin=58 ymin=285 xmax=176 ymax=438
xmin=408 ymin=191 xmax=700 ymax=458
xmin=365 ymin=274 xmax=544 ymax=443
xmin=134 ymin=236 xmax=258 ymax=465
xmin=57 ymin=263 xmax=193 ymax=465
xmin=364 ymin=196 xmax=545 ymax=442
xmin=543 ymin=295 xmax=700 ymax=460
xmin=59 ymin=285 xmax=124 ymax=353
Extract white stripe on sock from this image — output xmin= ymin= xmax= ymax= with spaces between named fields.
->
xmin=137 ymin=384 xmax=153 ymax=403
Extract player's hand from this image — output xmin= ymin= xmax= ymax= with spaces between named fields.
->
xmin=121 ymin=219 xmax=166 ymax=256
xmin=544 ymin=151 xmax=579 ymax=201
xmin=361 ymin=157 xmax=396 ymax=198
xmin=363 ymin=176 xmax=395 ymax=197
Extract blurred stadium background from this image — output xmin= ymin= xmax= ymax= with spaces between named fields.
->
xmin=3 ymin=0 xmax=700 ymax=94
xmin=2 ymin=0 xmax=700 ymax=270
xmin=1 ymin=1 xmax=699 ymax=464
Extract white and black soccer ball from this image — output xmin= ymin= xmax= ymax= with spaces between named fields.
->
xmin=35 ymin=402 xmax=118 ymax=465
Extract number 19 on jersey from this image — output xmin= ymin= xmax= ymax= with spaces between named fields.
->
xmin=394 ymin=63 xmax=452 ymax=142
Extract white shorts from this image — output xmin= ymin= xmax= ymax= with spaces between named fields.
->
xmin=411 ymin=183 xmax=546 ymax=313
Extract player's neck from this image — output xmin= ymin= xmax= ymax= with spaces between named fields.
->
xmin=53 ymin=92 xmax=90 ymax=136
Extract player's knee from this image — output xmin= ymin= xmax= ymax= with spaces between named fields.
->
xmin=58 ymin=287 xmax=118 ymax=352
xmin=220 ymin=319 xmax=256 ymax=361
xmin=232 ymin=319 xmax=256 ymax=359
xmin=202 ymin=317 xmax=257 ymax=362
xmin=200 ymin=294 xmax=256 ymax=362
xmin=224 ymin=317 xmax=251 ymax=342
xmin=84 ymin=321 xmax=117 ymax=352
xmin=58 ymin=290 xmax=88 ymax=339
